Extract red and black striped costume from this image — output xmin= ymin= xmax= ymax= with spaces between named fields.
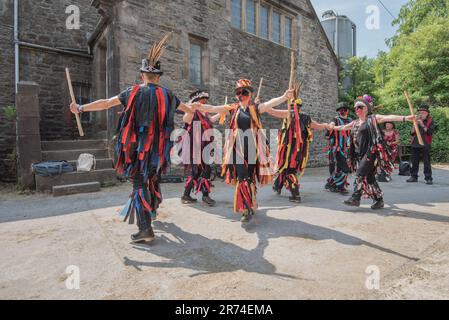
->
xmin=273 ymin=103 xmax=313 ymax=197
xmin=117 ymin=84 xmax=180 ymax=231
xmin=178 ymin=110 xmax=214 ymax=197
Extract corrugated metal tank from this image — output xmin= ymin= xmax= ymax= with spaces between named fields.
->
xmin=321 ymin=10 xmax=356 ymax=60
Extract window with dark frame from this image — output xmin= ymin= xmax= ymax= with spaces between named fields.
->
xmin=246 ymin=0 xmax=256 ymax=35
xmin=230 ymin=0 xmax=295 ymax=48
xmin=260 ymin=5 xmax=269 ymax=40
xmin=73 ymin=82 xmax=92 ymax=123
xmin=189 ymin=42 xmax=203 ymax=86
xmin=231 ymin=0 xmax=242 ymax=29
xmin=272 ymin=11 xmax=281 ymax=44
xmin=285 ymin=16 xmax=292 ymax=48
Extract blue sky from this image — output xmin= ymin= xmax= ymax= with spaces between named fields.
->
xmin=310 ymin=0 xmax=409 ymax=57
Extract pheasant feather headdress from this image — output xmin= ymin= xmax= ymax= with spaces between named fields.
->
xmin=140 ymin=32 xmax=173 ymax=75
xmin=291 ymin=81 xmax=303 ymax=106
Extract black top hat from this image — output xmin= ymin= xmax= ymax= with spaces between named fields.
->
xmin=336 ymin=102 xmax=349 ymax=111
xmin=418 ymin=103 xmax=430 ymax=113
xmin=189 ymin=90 xmax=210 ymax=103
xmin=140 ymin=59 xmax=163 ymax=75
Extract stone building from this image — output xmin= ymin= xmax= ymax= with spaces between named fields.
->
xmin=0 ymin=0 xmax=338 ymax=185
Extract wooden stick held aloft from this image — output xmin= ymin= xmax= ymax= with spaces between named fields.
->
xmin=65 ymin=68 xmax=84 ymax=137
xmin=219 ymin=96 xmax=228 ymax=125
xmin=256 ymin=78 xmax=264 ymax=101
xmin=287 ymin=51 xmax=295 ymax=126
xmin=404 ymin=91 xmax=424 ymax=146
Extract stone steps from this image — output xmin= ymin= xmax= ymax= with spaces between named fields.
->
xmin=67 ymin=158 xmax=114 ymax=170
xmin=36 ymin=139 xmax=118 ymax=194
xmin=42 ymin=149 xmax=109 ymax=161
xmin=41 ymin=139 xmax=107 ymax=151
xmin=36 ymin=168 xmax=118 ymax=193
xmin=52 ymin=182 xmax=101 ymax=197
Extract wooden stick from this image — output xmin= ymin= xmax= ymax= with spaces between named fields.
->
xmin=287 ymin=51 xmax=295 ymax=126
xmin=219 ymin=96 xmax=228 ymax=125
xmin=65 ymin=68 xmax=84 ymax=137
xmin=404 ymin=91 xmax=424 ymax=146
xmin=373 ymin=104 xmax=384 ymax=110
xmin=256 ymin=77 xmax=264 ymax=101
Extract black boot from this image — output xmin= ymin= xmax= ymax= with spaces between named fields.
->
xmin=289 ymin=195 xmax=301 ymax=203
xmin=131 ymin=228 xmax=155 ymax=243
xmin=132 ymin=213 xmax=155 ymax=243
xmin=407 ymin=176 xmax=418 ymax=183
xmin=241 ymin=209 xmax=254 ymax=223
xmin=371 ymin=197 xmax=385 ymax=210
xmin=344 ymin=196 xmax=360 ymax=207
xmin=425 ymin=178 xmax=433 ymax=185
xmin=181 ymin=195 xmax=197 ymax=204
xmin=289 ymin=184 xmax=301 ymax=203
xmin=202 ymin=195 xmax=216 ymax=207
xmin=273 ymin=183 xmax=282 ymax=195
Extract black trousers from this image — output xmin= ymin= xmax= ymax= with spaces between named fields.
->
xmin=132 ymin=169 xmax=158 ymax=231
xmin=410 ymin=146 xmax=432 ymax=180
xmin=352 ymin=155 xmax=383 ymax=201
xmin=329 ymin=152 xmax=351 ymax=176
xmin=184 ymin=164 xmax=212 ymax=197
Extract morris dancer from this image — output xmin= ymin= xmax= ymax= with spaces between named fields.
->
xmin=179 ymin=90 xmax=220 ymax=206
xmin=377 ymin=121 xmax=400 ymax=182
xmin=325 ymin=102 xmax=353 ymax=194
xmin=331 ymin=95 xmax=416 ymax=209
xmin=195 ymin=79 xmax=293 ymax=223
xmin=70 ymin=33 xmax=196 ymax=243
xmin=266 ymin=83 xmax=330 ymax=203
xmin=407 ymin=104 xmax=436 ymax=185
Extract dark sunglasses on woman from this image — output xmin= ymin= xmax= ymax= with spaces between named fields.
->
xmin=236 ymin=89 xmax=250 ymax=97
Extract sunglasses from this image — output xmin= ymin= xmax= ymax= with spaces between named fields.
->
xmin=338 ymin=108 xmax=349 ymax=113
xmin=236 ymin=89 xmax=250 ymax=97
xmin=355 ymin=105 xmax=366 ymax=111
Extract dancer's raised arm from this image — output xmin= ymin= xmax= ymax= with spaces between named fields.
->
xmin=376 ymin=114 xmax=416 ymax=124
xmin=259 ymin=89 xmax=294 ymax=114
xmin=70 ymin=96 xmax=121 ymax=113
xmin=195 ymin=103 xmax=230 ymax=114
xmin=331 ymin=121 xmax=355 ymax=132
xmin=310 ymin=120 xmax=331 ymax=131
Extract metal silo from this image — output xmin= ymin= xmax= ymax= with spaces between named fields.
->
xmin=321 ymin=10 xmax=357 ymax=60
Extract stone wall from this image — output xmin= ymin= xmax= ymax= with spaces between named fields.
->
xmin=0 ymin=0 xmax=101 ymax=181
xmin=0 ymin=0 xmax=17 ymax=181
xmin=107 ymin=0 xmax=338 ymax=167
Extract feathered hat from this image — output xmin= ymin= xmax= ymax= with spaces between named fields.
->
xmin=189 ymin=90 xmax=210 ymax=103
xmin=140 ymin=32 xmax=172 ymax=75
xmin=290 ymin=81 xmax=303 ymax=107
xmin=354 ymin=94 xmax=374 ymax=114
xmin=235 ymin=79 xmax=255 ymax=92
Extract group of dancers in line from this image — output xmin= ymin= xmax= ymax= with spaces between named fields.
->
xmin=69 ymin=34 xmax=416 ymax=243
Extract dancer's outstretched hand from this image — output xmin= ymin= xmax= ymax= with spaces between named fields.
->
xmin=283 ymin=89 xmax=294 ymax=100
xmin=406 ymin=115 xmax=417 ymax=122
xmin=70 ymin=102 xmax=80 ymax=114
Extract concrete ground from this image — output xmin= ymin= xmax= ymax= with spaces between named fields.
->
xmin=1 ymin=166 xmax=449 ymax=300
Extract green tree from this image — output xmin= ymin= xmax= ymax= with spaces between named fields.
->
xmin=380 ymin=19 xmax=449 ymax=106
xmin=388 ymin=0 xmax=448 ymax=47
xmin=339 ymin=56 xmax=378 ymax=104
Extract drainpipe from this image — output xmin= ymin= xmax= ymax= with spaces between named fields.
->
xmin=14 ymin=0 xmax=19 ymax=93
